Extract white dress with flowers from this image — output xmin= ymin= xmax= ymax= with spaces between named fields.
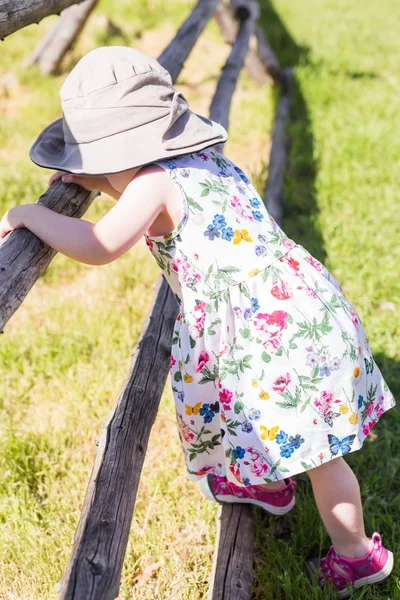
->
xmin=144 ymin=147 xmax=395 ymax=486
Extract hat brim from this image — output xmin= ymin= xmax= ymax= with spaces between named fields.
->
xmin=29 ymin=110 xmax=228 ymax=175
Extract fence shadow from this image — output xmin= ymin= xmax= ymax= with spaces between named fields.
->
xmin=259 ymin=1 xmax=325 ymax=263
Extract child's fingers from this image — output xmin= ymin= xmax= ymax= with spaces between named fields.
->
xmin=48 ymin=171 xmax=66 ymax=186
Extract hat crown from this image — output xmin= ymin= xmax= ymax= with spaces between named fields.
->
xmin=60 ymin=46 xmax=172 ymax=101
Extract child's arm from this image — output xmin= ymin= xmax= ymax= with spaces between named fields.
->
xmin=0 ymin=169 xmax=165 ymax=265
xmin=48 ymin=171 xmax=121 ymax=200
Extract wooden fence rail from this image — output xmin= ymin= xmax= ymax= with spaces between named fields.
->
xmin=0 ymin=0 xmax=87 ymax=40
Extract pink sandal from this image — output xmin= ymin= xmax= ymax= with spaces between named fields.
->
xmin=199 ymin=474 xmax=296 ymax=515
xmin=312 ymin=532 xmax=393 ymax=598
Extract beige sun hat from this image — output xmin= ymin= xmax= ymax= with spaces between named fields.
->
xmin=29 ymin=46 xmax=228 ymax=175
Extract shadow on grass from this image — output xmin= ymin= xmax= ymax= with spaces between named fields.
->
xmin=259 ymin=1 xmax=325 ymax=262
xmin=252 ymin=3 xmax=400 ymax=599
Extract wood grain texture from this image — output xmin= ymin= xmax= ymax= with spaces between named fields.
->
xmin=208 ymin=504 xmax=255 ymax=600
xmin=0 ymin=182 xmax=97 ymax=332
xmin=28 ymin=0 xmax=98 ymax=75
xmin=58 ymin=276 xmax=179 ymax=599
xmin=264 ymin=67 xmax=293 ymax=225
xmin=158 ymin=0 xmax=219 ymax=84
xmin=0 ymin=0 xmax=86 ymax=39
xmin=209 ymin=0 xmax=258 ymax=149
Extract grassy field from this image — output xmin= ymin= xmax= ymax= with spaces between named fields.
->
xmin=0 ymin=0 xmax=399 ymax=598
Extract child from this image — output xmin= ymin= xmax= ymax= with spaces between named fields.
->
xmin=0 ymin=46 xmax=395 ymax=596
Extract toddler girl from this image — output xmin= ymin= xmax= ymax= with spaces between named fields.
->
xmin=0 ymin=47 xmax=395 ymax=597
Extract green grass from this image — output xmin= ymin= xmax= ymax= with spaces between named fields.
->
xmin=0 ymin=0 xmax=399 ymax=598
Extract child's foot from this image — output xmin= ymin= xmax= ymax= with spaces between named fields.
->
xmin=312 ymin=532 xmax=393 ymax=598
xmin=199 ymin=474 xmax=296 ymax=515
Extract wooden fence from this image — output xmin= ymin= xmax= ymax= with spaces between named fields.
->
xmin=0 ymin=1 xmax=292 ymax=598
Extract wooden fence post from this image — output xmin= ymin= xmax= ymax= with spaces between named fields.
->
xmin=27 ymin=0 xmax=98 ymax=75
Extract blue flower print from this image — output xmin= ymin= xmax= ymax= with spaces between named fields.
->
xmin=204 ymin=225 xmax=221 ymax=240
xmin=221 ymin=227 xmax=234 ymax=241
xmin=252 ymin=210 xmax=264 ymax=222
xmin=330 ymin=357 xmax=341 ymax=371
xmin=358 ymin=395 xmax=364 ymax=409
xmin=255 ymin=245 xmax=267 ymax=257
xmin=213 ymin=214 xmax=227 ymax=229
xmin=218 ymin=169 xmax=230 ymax=178
xmin=258 ymin=234 xmax=268 ymax=244
xmin=250 ymin=197 xmax=261 ymax=208
xmin=288 ymin=434 xmax=305 ymax=449
xmin=280 ymin=444 xmax=295 ymax=458
xmin=250 ymin=297 xmax=260 ymax=313
xmin=248 ymin=408 xmax=261 ymax=421
xmin=319 ymin=363 xmax=331 ymax=377
xmin=243 ymin=477 xmax=251 ymax=486
xmin=234 ymin=306 xmax=242 ymax=317
xmin=244 ymin=308 xmax=252 ymax=321
xmin=199 ymin=403 xmax=216 ymax=423
xmin=233 ymin=445 xmax=246 ymax=459
xmin=234 ymin=165 xmax=250 ymax=183
xmin=180 ymin=168 xmax=190 ymax=178
xmin=241 ymin=421 xmax=253 ymax=433
xmin=276 ymin=430 xmax=288 ymax=445
xmin=177 ymin=391 xmax=185 ymax=402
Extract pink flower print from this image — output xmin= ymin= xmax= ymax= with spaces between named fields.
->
xmin=229 ymin=463 xmax=244 ymax=484
xmin=192 ymin=301 xmax=207 ymax=322
xmin=362 ymin=424 xmax=370 ymax=436
xmin=177 ymin=414 xmax=195 ymax=442
xmin=366 ymin=403 xmax=374 ymax=417
xmin=314 ymin=390 xmax=334 ymax=414
xmin=219 ymin=388 xmax=233 ymax=406
xmin=189 ymin=321 xmax=203 ymax=340
xmin=305 ymin=286 xmax=317 ymax=298
xmin=194 ymin=253 xmax=199 ymax=260
xmin=145 ymin=237 xmax=153 ymax=251
xmin=282 ymin=238 xmax=296 ymax=250
xmin=194 ymin=351 xmax=210 ymax=373
xmin=306 ymin=255 xmax=323 ymax=271
xmin=219 ymin=341 xmax=229 ymax=357
xmin=171 ymin=257 xmax=184 ymax=273
xmin=170 ymin=355 xmax=176 ymax=368
xmin=287 ymin=256 xmax=300 ymax=272
xmin=197 ymin=152 xmax=209 ymax=161
xmin=350 ymin=309 xmax=360 ymax=329
xmin=253 ymin=310 xmax=288 ymax=354
xmin=230 ymin=195 xmax=243 ymax=209
xmin=273 ymin=373 xmax=291 ymax=393
xmin=250 ymin=459 xmax=268 ymax=477
xmin=270 ymin=279 xmax=293 ymax=300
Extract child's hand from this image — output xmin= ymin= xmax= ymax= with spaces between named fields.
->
xmin=0 ymin=205 xmax=29 ymax=240
xmin=48 ymin=170 xmax=108 ymax=192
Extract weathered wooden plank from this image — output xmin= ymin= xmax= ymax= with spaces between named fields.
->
xmin=158 ymin=0 xmax=219 ymax=84
xmin=58 ymin=276 xmax=178 ymax=599
xmin=265 ymin=67 xmax=292 ymax=225
xmin=28 ymin=0 xmax=98 ymax=75
xmin=208 ymin=504 xmax=255 ymax=600
xmin=214 ymin=2 xmax=268 ymax=86
xmin=0 ymin=183 xmax=97 ymax=332
xmin=210 ymin=0 xmax=259 ymax=148
xmin=0 ymin=0 xmax=86 ymax=39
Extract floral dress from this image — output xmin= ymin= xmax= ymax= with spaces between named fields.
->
xmin=144 ymin=147 xmax=395 ymax=486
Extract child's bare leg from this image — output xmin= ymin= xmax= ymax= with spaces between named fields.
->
xmin=307 ymin=457 xmax=370 ymax=557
